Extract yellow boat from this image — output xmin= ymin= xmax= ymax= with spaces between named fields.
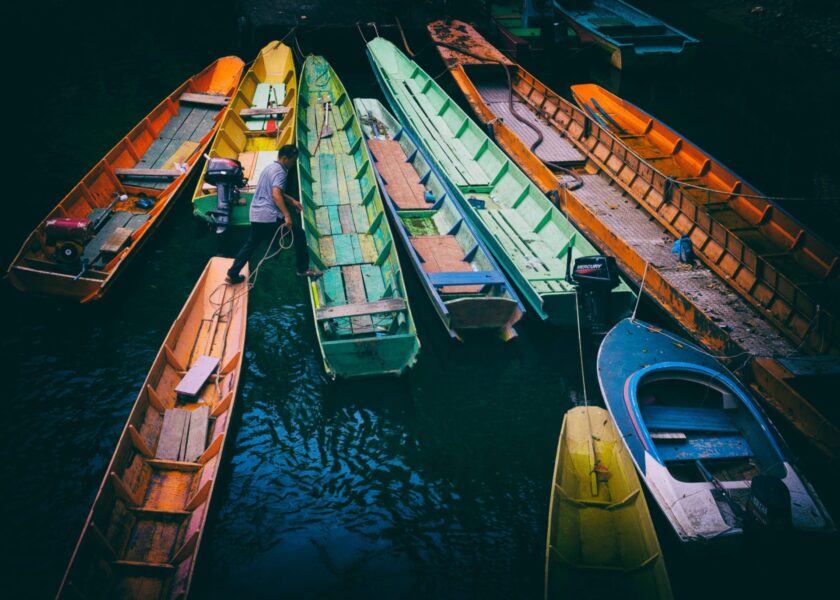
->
xmin=545 ymin=406 xmax=672 ymax=599
xmin=192 ymin=41 xmax=296 ymax=229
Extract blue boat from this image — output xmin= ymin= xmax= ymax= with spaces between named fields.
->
xmin=353 ymin=98 xmax=525 ymax=341
xmin=553 ymin=1 xmax=698 ymax=69
xmin=597 ymin=318 xmax=834 ymax=542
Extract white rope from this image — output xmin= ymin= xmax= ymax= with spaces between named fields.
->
xmin=574 ymin=292 xmax=588 ymax=407
xmin=631 ymin=261 xmax=649 ymax=322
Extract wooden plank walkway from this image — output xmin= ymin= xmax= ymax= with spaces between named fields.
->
xmin=476 ymin=84 xmax=585 ymax=166
xmin=573 ymin=174 xmax=793 ymax=356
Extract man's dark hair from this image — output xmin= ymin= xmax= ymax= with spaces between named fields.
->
xmin=278 ymin=145 xmax=298 ymax=160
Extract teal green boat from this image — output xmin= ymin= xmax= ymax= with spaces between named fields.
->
xmin=297 ymin=55 xmax=420 ymax=378
xmin=366 ymin=38 xmax=633 ymax=326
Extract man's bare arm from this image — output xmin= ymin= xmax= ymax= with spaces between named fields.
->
xmin=272 ymin=187 xmax=293 ymax=222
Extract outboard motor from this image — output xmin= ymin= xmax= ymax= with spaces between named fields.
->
xmin=45 ymin=218 xmax=92 ymax=263
xmin=567 ymin=254 xmax=620 ymax=334
xmin=745 ymin=475 xmax=792 ymax=534
xmin=204 ymin=158 xmax=245 ymax=234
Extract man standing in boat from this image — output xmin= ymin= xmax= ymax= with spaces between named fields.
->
xmin=226 ymin=144 xmax=316 ymax=283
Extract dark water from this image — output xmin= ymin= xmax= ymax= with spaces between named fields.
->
xmin=1 ymin=2 xmax=837 ymax=599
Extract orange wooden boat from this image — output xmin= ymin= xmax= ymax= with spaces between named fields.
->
xmin=427 ymin=20 xmax=840 ymax=462
xmin=58 ymin=257 xmax=248 ymax=599
xmin=6 ymin=57 xmax=244 ymax=303
xmin=572 ymin=83 xmax=840 ymax=356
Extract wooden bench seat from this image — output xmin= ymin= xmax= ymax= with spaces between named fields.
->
xmin=239 ymin=106 xmax=290 ymax=117
xmin=175 ymin=355 xmax=219 ymax=401
xmin=640 ymin=406 xmax=740 ymax=434
xmin=316 ymin=297 xmax=406 ymax=321
xmin=116 ymin=168 xmax=181 ymax=179
xmin=179 ymin=92 xmax=229 ymax=107
xmin=655 ymin=434 xmax=752 ymax=462
xmin=427 ymin=271 xmax=506 ymax=287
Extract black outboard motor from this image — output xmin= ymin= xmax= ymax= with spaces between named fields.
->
xmin=204 ymin=158 xmax=246 ymax=234
xmin=745 ymin=475 xmax=792 ymax=534
xmin=567 ymin=255 xmax=620 ymax=334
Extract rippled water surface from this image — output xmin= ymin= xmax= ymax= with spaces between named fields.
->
xmin=2 ymin=2 xmax=838 ymax=598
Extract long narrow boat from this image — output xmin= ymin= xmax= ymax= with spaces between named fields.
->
xmin=58 ymin=257 xmax=249 ymax=598
xmin=553 ymin=0 xmax=698 ymax=69
xmin=296 ymin=56 xmax=420 ymax=378
xmin=353 ymin=97 xmax=525 ymax=340
xmin=427 ymin=20 xmax=840 ymax=463
xmin=6 ymin=57 xmax=244 ymax=302
xmin=571 ymin=83 xmax=840 ymax=356
xmin=489 ymin=0 xmax=545 ymax=59
xmin=546 ymin=406 xmax=672 ymax=599
xmin=366 ymin=37 xmax=633 ymax=327
xmin=598 ymin=318 xmax=834 ymax=542
xmin=192 ymin=42 xmax=295 ymax=230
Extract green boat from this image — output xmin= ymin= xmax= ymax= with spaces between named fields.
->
xmin=366 ymin=37 xmax=634 ymax=326
xmin=297 ymin=55 xmax=420 ymax=378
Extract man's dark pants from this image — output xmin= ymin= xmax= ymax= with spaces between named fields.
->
xmin=228 ymin=218 xmax=309 ymax=278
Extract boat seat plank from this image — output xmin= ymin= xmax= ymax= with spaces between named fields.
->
xmin=656 ymin=435 xmax=752 ymax=462
xmin=316 ymin=297 xmax=406 ymax=320
xmin=240 ymin=106 xmax=290 ymax=117
xmin=245 ymin=83 xmax=286 ymax=131
xmin=641 ymin=406 xmax=739 ymax=433
xmin=156 ymin=409 xmax=188 ymax=461
xmin=342 ymin=265 xmax=375 ymax=334
xmin=116 ymin=168 xmax=181 ymax=178
xmin=427 ymin=271 xmax=506 ymax=287
xmin=162 ymin=141 xmax=200 ymax=169
xmin=183 ymin=406 xmax=210 ymax=463
xmin=175 ymin=355 xmax=220 ymax=400
xmin=180 ymin=92 xmax=229 ymax=107
xmin=99 ymin=227 xmax=133 ymax=255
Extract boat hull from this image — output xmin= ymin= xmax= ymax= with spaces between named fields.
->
xmin=546 ymin=406 xmax=672 ymax=599
xmin=7 ymin=57 xmax=244 ymax=302
xmin=58 ymin=257 xmax=249 ymax=598
xmin=192 ymin=42 xmax=296 ymax=229
xmin=597 ymin=319 xmax=834 ymax=542
xmin=553 ymin=0 xmax=698 ymax=70
xmin=354 ymin=97 xmax=525 ymax=340
xmin=297 ymin=57 xmax=420 ymax=378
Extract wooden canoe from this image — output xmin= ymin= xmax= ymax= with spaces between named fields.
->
xmin=6 ymin=57 xmax=244 ymax=302
xmin=553 ymin=0 xmax=698 ymax=69
xmin=354 ymin=97 xmax=525 ymax=340
xmin=58 ymin=257 xmax=249 ymax=598
xmin=427 ymin=20 xmax=840 ymax=463
xmin=546 ymin=406 xmax=672 ymax=599
xmin=571 ymin=83 xmax=840 ymax=356
xmin=193 ymin=42 xmax=296 ymax=228
xmin=598 ymin=319 xmax=834 ymax=542
xmin=366 ymin=36 xmax=634 ymax=326
xmin=296 ymin=56 xmax=420 ymax=378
